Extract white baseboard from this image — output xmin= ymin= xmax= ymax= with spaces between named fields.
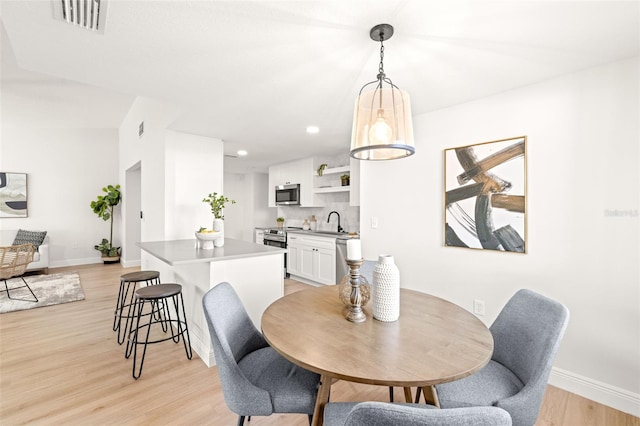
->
xmin=50 ymin=258 xmax=141 ymax=269
xmin=50 ymin=257 xmax=102 ymax=268
xmin=550 ymin=367 xmax=640 ymax=417
xmin=188 ymin=327 xmax=216 ymax=368
xmin=121 ymin=259 xmax=141 ymax=268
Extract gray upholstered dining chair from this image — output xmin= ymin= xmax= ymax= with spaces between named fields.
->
xmin=202 ymin=282 xmax=320 ymax=426
xmin=324 ymin=401 xmax=512 ymax=426
xmin=435 ymin=289 xmax=569 ymax=426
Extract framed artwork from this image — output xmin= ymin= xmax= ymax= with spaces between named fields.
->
xmin=444 ymin=136 xmax=526 ymax=253
xmin=0 ymin=172 xmax=28 ymax=218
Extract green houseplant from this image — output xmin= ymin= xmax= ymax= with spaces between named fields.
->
xmin=202 ymin=192 xmax=236 ymax=248
xmin=202 ymin=192 xmax=237 ymax=220
xmin=276 ymin=217 xmax=285 ymax=228
xmin=90 ymin=184 xmax=122 ymax=262
xmin=341 ymin=173 xmax=350 ymax=186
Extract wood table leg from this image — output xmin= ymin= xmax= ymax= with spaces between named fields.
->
xmin=421 ymin=386 xmax=440 ymax=408
xmin=311 ymin=374 xmax=333 ymax=426
xmin=403 ymin=387 xmax=413 ymax=403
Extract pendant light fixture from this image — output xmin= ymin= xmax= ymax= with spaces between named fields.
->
xmin=350 ymin=24 xmax=415 ymax=160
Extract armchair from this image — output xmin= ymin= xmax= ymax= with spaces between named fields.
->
xmin=324 ymin=401 xmax=512 ymax=426
xmin=0 ymin=244 xmax=38 ymax=302
xmin=0 ymin=229 xmax=49 ymax=274
xmin=435 ymin=289 xmax=570 ymax=426
xmin=202 ymin=282 xmax=320 ymax=426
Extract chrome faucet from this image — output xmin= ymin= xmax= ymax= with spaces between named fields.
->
xmin=327 ymin=211 xmax=344 ymax=233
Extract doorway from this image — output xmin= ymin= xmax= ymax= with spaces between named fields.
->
xmin=124 ymin=162 xmax=142 ymax=267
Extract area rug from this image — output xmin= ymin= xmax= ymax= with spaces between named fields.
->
xmin=0 ymin=273 xmax=85 ymax=314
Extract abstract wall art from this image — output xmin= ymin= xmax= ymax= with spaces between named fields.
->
xmin=444 ymin=136 xmax=526 ymax=253
xmin=0 ymin=172 xmax=28 ymax=218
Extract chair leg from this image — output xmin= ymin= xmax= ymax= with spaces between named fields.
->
xmin=112 ymin=280 xmax=125 ymax=331
xmin=415 ymin=386 xmax=422 ymax=403
xmin=175 ymin=293 xmax=193 ymax=359
xmin=130 ymin=299 xmax=153 ymax=380
xmin=308 ymin=414 xmax=313 ymax=425
xmin=2 ymin=277 xmax=38 ymax=302
xmin=21 ymin=277 xmax=38 ymax=302
xmin=237 ymin=416 xmax=245 ymax=426
xmin=389 ymin=386 xmax=394 ymax=402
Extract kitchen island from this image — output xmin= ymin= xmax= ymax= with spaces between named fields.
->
xmin=138 ymin=237 xmax=286 ymax=367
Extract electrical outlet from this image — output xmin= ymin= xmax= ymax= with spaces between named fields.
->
xmin=473 ymin=299 xmax=486 ymax=316
xmin=371 ymin=217 xmax=378 ymax=229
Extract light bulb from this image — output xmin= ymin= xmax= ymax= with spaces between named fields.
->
xmin=368 ymin=109 xmax=393 ymax=145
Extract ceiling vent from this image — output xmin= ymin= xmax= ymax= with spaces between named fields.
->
xmin=53 ymin=0 xmax=108 ymax=33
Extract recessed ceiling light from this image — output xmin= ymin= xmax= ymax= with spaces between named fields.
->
xmin=237 ymin=150 xmax=248 ymax=156
xmin=306 ymin=126 xmax=320 ymax=134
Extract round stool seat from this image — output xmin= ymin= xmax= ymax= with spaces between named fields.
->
xmin=136 ymin=283 xmax=181 ymax=300
xmin=121 ymin=270 xmax=160 ymax=282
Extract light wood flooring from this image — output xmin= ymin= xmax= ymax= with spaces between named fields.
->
xmin=1 ymin=263 xmax=638 ymax=425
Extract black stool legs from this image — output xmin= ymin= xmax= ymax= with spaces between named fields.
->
xmin=113 ymin=271 xmax=160 ymax=344
xmin=125 ymin=283 xmax=192 ymax=380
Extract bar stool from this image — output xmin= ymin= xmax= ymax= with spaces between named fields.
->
xmin=113 ymin=270 xmax=161 ymax=344
xmin=125 ymin=283 xmax=192 ymax=379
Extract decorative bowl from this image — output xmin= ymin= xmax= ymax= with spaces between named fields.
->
xmin=195 ymin=231 xmax=223 ymax=249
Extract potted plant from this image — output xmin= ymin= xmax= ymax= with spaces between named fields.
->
xmin=90 ymin=184 xmax=122 ymax=263
xmin=341 ymin=174 xmax=350 ymax=186
xmin=202 ymin=192 xmax=236 ymax=247
xmin=317 ymin=163 xmax=328 ymax=176
xmin=276 ymin=217 xmax=285 ymax=229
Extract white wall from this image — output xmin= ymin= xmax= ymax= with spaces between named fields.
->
xmin=165 ymin=130 xmax=223 ymax=240
xmin=224 ymin=172 xmax=275 ymax=242
xmin=360 ymin=57 xmax=639 ymax=415
xmin=123 ymin=163 xmax=141 ymax=266
xmin=119 ymin=97 xmax=181 ymax=248
xmin=119 ymin=98 xmax=224 ymax=268
xmin=0 ymin=127 xmax=120 ymax=266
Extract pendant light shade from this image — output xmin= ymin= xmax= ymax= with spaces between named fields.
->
xmin=350 ymin=24 xmax=415 ymax=161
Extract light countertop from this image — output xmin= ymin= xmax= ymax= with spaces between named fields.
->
xmin=137 ymin=238 xmax=286 ymax=266
xmin=287 ymin=230 xmax=359 ymax=240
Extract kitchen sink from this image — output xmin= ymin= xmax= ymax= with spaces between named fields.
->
xmin=287 ymin=230 xmax=357 ymax=239
xmin=313 ymin=231 xmax=348 ymax=236
xmin=289 ymin=230 xmax=355 ymax=239
xmin=311 ymin=231 xmax=353 ymax=237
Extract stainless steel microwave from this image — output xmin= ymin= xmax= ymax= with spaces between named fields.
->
xmin=275 ymin=184 xmax=301 ymax=206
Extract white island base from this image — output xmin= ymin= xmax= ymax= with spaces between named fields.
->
xmin=138 ymin=238 xmax=286 ymax=367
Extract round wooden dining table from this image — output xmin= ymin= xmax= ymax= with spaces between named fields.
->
xmin=261 ymin=285 xmax=493 ymax=426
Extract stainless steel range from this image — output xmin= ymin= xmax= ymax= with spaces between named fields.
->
xmin=263 ymin=227 xmax=302 ymax=276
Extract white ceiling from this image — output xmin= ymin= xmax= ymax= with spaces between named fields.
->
xmin=1 ymin=1 xmax=638 ymax=172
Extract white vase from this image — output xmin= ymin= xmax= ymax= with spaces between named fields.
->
xmin=372 ymin=255 xmax=400 ymax=322
xmin=213 ymin=218 xmax=224 ymax=247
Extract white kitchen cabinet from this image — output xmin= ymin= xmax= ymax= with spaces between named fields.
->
xmin=268 ymin=158 xmax=320 ymax=207
xmin=315 ymin=247 xmax=336 ymax=284
xmin=287 ymin=233 xmax=336 ymax=285
xmin=287 ymin=243 xmax=301 ymax=276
